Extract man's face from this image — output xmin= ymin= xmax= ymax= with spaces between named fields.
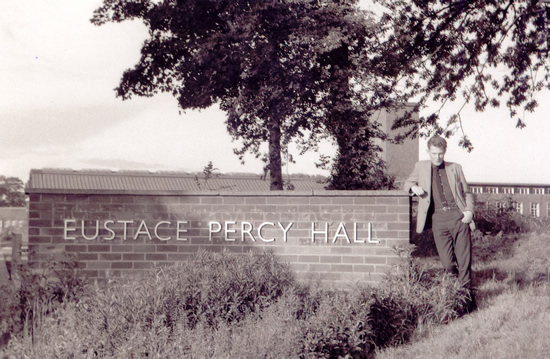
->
xmin=428 ymin=145 xmax=446 ymax=166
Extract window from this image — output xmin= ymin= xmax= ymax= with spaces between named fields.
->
xmin=513 ymin=202 xmax=523 ymax=215
xmin=496 ymin=202 xmax=506 ymax=214
xmin=533 ymin=188 xmax=544 ymax=195
xmin=530 ymin=203 xmax=540 ymax=217
xmin=518 ymin=188 xmax=530 ymax=194
xmin=502 ymin=187 xmax=514 ymax=194
xmin=471 ymin=187 xmax=482 ymax=194
xmin=485 ymin=187 xmax=498 ymax=194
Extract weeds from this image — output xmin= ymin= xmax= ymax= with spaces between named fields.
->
xmin=0 ymin=254 xmax=89 ymax=350
xmin=1 ymin=246 xmax=483 ymax=358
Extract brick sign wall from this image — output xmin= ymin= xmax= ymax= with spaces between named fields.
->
xmin=27 ymin=190 xmax=411 ymax=287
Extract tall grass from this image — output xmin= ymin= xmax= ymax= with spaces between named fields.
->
xmin=0 ymin=255 xmax=88 ymax=349
xmin=1 ymin=246 xmax=474 ymax=358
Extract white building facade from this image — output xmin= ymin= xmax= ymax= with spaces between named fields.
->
xmin=470 ymin=182 xmax=550 ymax=217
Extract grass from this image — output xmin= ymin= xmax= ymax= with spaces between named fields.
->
xmin=376 ymin=231 xmax=550 ymax=359
xmin=376 ymin=283 xmax=550 ymax=359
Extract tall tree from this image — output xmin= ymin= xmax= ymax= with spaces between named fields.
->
xmin=92 ymin=0 xmax=399 ymax=190
xmin=0 ymin=176 xmax=26 ymax=207
xmin=374 ymin=0 xmax=550 ymax=148
xmin=303 ymin=9 xmax=398 ymax=190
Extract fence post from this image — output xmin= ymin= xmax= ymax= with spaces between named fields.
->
xmin=12 ymin=233 xmax=21 ymax=264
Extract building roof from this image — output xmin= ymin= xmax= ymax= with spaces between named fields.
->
xmin=469 ymin=182 xmax=550 ymax=188
xmin=25 ymin=169 xmax=328 ymax=194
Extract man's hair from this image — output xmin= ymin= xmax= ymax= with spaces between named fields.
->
xmin=427 ymin=135 xmax=447 ymax=150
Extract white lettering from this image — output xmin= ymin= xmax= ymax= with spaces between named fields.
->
xmin=154 ymin=221 xmax=171 ymax=241
xmin=367 ymin=222 xmax=379 ymax=243
xmin=353 ymin=222 xmax=364 ymax=243
xmin=81 ymin=220 xmax=99 ymax=240
xmin=64 ymin=219 xmax=76 ymax=240
xmin=332 ymin=223 xmax=351 ymax=243
xmin=119 ymin=220 xmax=133 ymax=240
xmin=60 ymin=219 xmax=379 ymax=244
xmin=225 ymin=221 xmax=237 ymax=241
xmin=176 ymin=221 xmax=188 ymax=241
xmin=278 ymin=222 xmax=293 ymax=243
xmin=258 ymin=222 xmax=275 ymax=242
xmin=241 ymin=222 xmax=255 ymax=241
xmin=312 ymin=222 xmax=328 ymax=243
xmin=209 ymin=221 xmax=222 ymax=241
xmin=103 ymin=220 xmax=116 ymax=240
xmin=134 ymin=220 xmax=152 ymax=240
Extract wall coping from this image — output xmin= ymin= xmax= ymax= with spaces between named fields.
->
xmin=26 ymin=188 xmax=410 ymax=197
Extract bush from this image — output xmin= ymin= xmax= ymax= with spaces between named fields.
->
xmin=0 ymin=255 xmax=89 ymax=349
xmin=474 ymin=202 xmax=526 ymax=235
xmin=176 ymin=249 xmax=296 ymax=329
xmin=382 ymin=246 xmax=468 ymax=325
xmin=300 ymin=287 xmax=374 ymax=358
xmin=474 ymin=200 xmax=550 ymax=236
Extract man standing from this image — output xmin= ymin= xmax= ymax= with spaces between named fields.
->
xmin=404 ymin=135 xmax=475 ymax=298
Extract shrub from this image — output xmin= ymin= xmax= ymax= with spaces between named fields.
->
xmin=0 ymin=254 xmax=89 ymax=350
xmin=474 ymin=201 xmax=526 ymax=235
xmin=177 ymin=249 xmax=296 ymax=329
xmin=0 ymin=284 xmax=17 ymax=347
xmin=381 ymin=246 xmax=468 ymax=326
xmin=300 ymin=287 xmax=374 ymax=358
xmin=473 ymin=200 xmax=550 ymax=236
xmin=367 ymin=293 xmax=417 ymax=349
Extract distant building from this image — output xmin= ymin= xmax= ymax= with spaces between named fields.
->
xmin=469 ymin=182 xmax=550 ymax=217
xmin=374 ymin=104 xmax=419 ymax=186
xmin=0 ymin=207 xmax=28 ymax=239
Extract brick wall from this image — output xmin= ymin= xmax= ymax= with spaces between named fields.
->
xmin=27 ymin=190 xmax=411 ymax=287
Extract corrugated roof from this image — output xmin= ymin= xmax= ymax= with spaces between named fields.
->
xmin=25 ymin=169 xmax=327 ymax=194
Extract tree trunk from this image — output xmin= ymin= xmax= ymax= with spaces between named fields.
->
xmin=268 ymin=116 xmax=283 ymax=190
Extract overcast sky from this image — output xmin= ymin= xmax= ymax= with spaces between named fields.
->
xmin=2 ymin=0 xmax=550 ymax=184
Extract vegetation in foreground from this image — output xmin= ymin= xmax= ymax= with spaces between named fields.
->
xmin=377 ymin=227 xmax=550 ymax=358
xmin=1 ymin=209 xmax=549 ymax=358
xmin=1 ymin=250 xmax=467 ymax=358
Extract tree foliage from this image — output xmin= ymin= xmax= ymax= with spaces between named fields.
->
xmin=0 ymin=176 xmax=26 ymax=207
xmin=375 ymin=0 xmax=550 ymax=149
xmin=92 ymin=0 xmax=401 ymax=190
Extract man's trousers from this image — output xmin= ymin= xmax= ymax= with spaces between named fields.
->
xmin=431 ymin=208 xmax=472 ymax=287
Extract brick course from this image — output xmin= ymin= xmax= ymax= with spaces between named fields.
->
xmin=26 ymin=190 xmax=411 ymax=287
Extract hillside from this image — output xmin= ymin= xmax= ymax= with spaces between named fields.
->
xmin=377 ymin=232 xmax=550 ymax=359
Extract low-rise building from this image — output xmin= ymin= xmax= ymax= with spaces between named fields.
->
xmin=469 ymin=182 xmax=550 ymax=217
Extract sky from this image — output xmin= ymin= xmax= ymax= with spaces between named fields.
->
xmin=1 ymin=0 xmax=550 ymax=185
